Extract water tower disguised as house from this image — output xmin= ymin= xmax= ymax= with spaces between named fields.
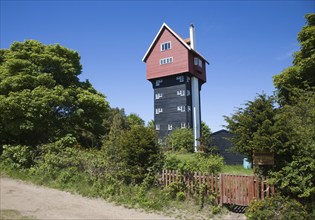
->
xmin=142 ymin=23 xmax=208 ymax=151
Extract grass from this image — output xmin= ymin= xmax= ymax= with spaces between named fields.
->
xmin=0 ymin=210 xmax=36 ymax=220
xmin=222 ymin=165 xmax=253 ymax=175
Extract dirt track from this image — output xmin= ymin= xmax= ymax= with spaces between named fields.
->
xmin=1 ymin=177 xmax=246 ymax=220
xmin=0 ymin=177 xmax=174 ymax=220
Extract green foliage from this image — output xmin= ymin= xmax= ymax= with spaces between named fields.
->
xmin=104 ymin=126 xmax=163 ymax=184
xmin=126 ymin=113 xmax=145 ymax=127
xmin=224 ymin=93 xmax=277 ymax=161
xmin=166 ymin=128 xmax=194 ymax=152
xmin=0 ymin=40 xmax=110 ymax=148
xmin=164 ymin=152 xmax=223 ymax=174
xmin=199 ymin=121 xmax=212 ymax=152
xmin=273 ymin=13 xmax=315 ymax=104
xmin=246 ymin=196 xmax=308 ymax=220
xmin=1 ymin=144 xmax=35 ymax=168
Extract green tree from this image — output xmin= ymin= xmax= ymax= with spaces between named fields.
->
xmin=273 ymin=14 xmax=315 ymax=104
xmin=166 ymin=128 xmax=194 ymax=152
xmin=224 ymin=94 xmax=278 ymax=162
xmin=126 ymin=113 xmax=145 ymax=127
xmin=0 ymin=40 xmax=110 ymax=148
xmin=270 ymin=88 xmax=315 ymax=203
xmin=104 ymin=126 xmax=162 ymax=184
xmin=199 ymin=121 xmax=211 ymax=151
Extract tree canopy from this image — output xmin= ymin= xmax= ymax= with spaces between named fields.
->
xmin=273 ymin=14 xmax=315 ymax=104
xmin=0 ymin=40 xmax=110 ymax=148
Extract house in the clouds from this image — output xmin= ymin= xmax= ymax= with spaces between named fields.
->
xmin=142 ymin=23 xmax=209 ymax=151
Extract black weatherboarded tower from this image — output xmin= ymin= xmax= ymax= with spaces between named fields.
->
xmin=142 ymin=23 xmax=208 ymax=151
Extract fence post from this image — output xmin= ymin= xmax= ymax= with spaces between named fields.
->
xmin=220 ymin=173 xmax=223 ymax=206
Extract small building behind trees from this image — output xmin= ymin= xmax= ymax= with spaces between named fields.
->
xmin=210 ymin=129 xmax=245 ymax=165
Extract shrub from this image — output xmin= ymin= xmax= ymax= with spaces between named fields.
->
xmin=1 ymin=144 xmax=35 ymax=168
xmin=164 ymin=152 xmax=223 ymax=174
xmin=246 ymin=196 xmax=308 ymax=220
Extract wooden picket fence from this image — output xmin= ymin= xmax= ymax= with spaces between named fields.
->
xmin=159 ymin=170 xmax=275 ymax=206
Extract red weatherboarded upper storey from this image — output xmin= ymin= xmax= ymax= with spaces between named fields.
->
xmin=142 ymin=23 xmax=208 ymax=83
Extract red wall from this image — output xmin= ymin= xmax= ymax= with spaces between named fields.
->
xmin=146 ymin=27 xmax=206 ymax=83
xmin=146 ymin=28 xmax=189 ymax=79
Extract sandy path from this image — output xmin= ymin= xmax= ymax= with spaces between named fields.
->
xmin=0 ymin=177 xmax=174 ymax=220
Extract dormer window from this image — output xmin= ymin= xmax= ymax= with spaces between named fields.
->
xmin=161 ymin=42 xmax=171 ymax=51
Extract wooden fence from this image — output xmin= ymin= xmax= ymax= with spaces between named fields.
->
xmin=159 ymin=170 xmax=275 ymax=206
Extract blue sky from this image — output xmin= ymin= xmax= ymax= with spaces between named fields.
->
xmin=1 ymin=0 xmax=314 ymax=132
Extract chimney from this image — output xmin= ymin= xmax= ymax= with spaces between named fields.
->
xmin=189 ymin=24 xmax=196 ymax=50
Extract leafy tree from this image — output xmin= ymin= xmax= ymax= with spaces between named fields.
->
xmin=224 ymin=93 xmax=278 ymax=162
xmin=147 ymin=119 xmax=155 ymax=128
xmin=126 ymin=113 xmax=145 ymax=127
xmin=270 ymin=88 xmax=315 ymax=203
xmin=273 ymin=14 xmax=315 ymax=104
xmin=0 ymin=40 xmax=110 ymax=148
xmin=199 ymin=121 xmax=211 ymax=151
xmin=166 ymin=128 xmax=194 ymax=152
xmin=104 ymin=126 xmax=162 ymax=184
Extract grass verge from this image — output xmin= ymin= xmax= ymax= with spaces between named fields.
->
xmin=0 ymin=210 xmax=36 ymax=220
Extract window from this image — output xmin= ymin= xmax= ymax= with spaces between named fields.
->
xmin=181 ymin=122 xmax=186 ymax=129
xmin=176 ymin=76 xmax=184 ymax=82
xmin=177 ymin=90 xmax=185 ymax=96
xmin=187 ymin=106 xmax=191 ymax=112
xmin=155 ymin=93 xmax=163 ymax=99
xmin=160 ymin=57 xmax=173 ymax=65
xmin=168 ymin=124 xmax=173 ymax=130
xmin=155 ymin=108 xmax=163 ymax=114
xmin=156 ymin=79 xmax=163 ymax=86
xmin=194 ymin=57 xmax=203 ymax=68
xmin=155 ymin=124 xmax=160 ymax=130
xmin=177 ymin=106 xmax=186 ymax=112
xmin=187 ymin=90 xmax=191 ymax=96
xmin=161 ymin=42 xmax=171 ymax=51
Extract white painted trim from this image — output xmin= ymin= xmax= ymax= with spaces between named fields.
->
xmin=191 ymin=76 xmax=201 ymax=151
xmin=142 ymin=23 xmax=209 ymax=64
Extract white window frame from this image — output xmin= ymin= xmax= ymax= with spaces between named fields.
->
xmin=156 ymin=79 xmax=163 ymax=86
xmin=187 ymin=106 xmax=191 ymax=112
xmin=176 ymin=90 xmax=185 ymax=96
xmin=155 ymin=108 xmax=163 ymax=114
xmin=181 ymin=122 xmax=186 ymax=129
xmin=176 ymin=76 xmax=184 ymax=82
xmin=177 ymin=106 xmax=186 ymax=112
xmin=155 ymin=93 xmax=163 ymax=99
xmin=161 ymin=41 xmax=171 ymax=51
xmin=156 ymin=124 xmax=160 ymax=130
xmin=160 ymin=57 xmax=173 ymax=65
xmin=168 ymin=124 xmax=173 ymax=130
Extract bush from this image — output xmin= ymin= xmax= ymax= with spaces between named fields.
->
xmin=1 ymin=144 xmax=35 ymax=168
xmin=103 ymin=126 xmax=163 ymax=184
xmin=246 ymin=196 xmax=308 ymax=220
xmin=164 ymin=152 xmax=224 ymax=174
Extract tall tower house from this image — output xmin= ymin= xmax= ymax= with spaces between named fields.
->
xmin=142 ymin=23 xmax=208 ymax=151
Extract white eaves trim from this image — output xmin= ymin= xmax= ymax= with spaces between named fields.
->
xmin=142 ymin=23 xmax=209 ymax=64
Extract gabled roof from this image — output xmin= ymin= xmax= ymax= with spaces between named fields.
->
xmin=142 ymin=23 xmax=209 ymax=64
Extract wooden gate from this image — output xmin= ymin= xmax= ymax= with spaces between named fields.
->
xmin=219 ymin=174 xmax=275 ymax=206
